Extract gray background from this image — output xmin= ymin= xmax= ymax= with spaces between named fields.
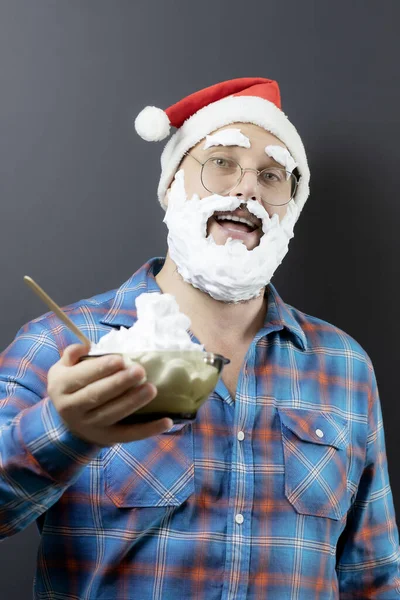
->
xmin=1 ymin=0 xmax=399 ymax=597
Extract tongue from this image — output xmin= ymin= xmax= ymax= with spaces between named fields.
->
xmin=218 ymin=220 xmax=253 ymax=233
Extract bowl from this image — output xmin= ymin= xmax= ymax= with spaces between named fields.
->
xmin=80 ymin=350 xmax=230 ymax=424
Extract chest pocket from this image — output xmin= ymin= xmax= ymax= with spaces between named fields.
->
xmin=278 ymin=408 xmax=350 ymax=521
xmin=103 ymin=423 xmax=194 ymax=508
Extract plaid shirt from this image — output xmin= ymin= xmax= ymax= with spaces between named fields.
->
xmin=1 ymin=257 xmax=399 ymax=599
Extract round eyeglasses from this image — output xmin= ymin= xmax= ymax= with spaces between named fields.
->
xmin=184 ymin=152 xmax=298 ymax=206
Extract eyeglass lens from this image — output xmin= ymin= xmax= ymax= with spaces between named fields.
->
xmin=201 ymin=156 xmax=296 ymax=206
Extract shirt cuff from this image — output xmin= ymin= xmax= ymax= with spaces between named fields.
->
xmin=17 ymin=396 xmax=103 ymax=484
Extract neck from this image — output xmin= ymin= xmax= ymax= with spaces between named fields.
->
xmin=155 ymin=253 xmax=268 ymax=347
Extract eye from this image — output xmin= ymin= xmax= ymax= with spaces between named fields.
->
xmin=260 ymin=168 xmax=284 ymax=183
xmin=209 ymin=157 xmax=237 ymax=170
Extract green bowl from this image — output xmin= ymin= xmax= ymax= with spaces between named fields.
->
xmin=80 ymin=350 xmax=230 ymax=424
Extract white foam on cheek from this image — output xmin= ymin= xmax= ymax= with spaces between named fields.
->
xmin=203 ymin=129 xmax=251 ymax=149
xmin=244 ymin=199 xmax=278 ymax=234
xmin=163 ymin=169 xmax=299 ymax=303
xmin=165 ymin=170 xmax=242 ymax=239
xmin=265 ymin=145 xmax=297 ymax=179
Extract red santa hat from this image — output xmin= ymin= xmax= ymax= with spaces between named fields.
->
xmin=134 ymin=77 xmax=310 ymax=215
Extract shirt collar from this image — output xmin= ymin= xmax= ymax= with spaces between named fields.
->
xmin=100 ymin=257 xmax=307 ymax=352
xmin=262 ymin=283 xmax=308 ymax=351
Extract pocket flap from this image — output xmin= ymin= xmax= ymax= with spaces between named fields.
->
xmin=279 ymin=408 xmax=348 ymax=450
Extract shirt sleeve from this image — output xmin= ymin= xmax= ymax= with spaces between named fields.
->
xmin=336 ymin=363 xmax=400 ymax=598
xmin=0 ymin=319 xmax=101 ymax=540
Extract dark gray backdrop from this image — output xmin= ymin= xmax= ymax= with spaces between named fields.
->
xmin=1 ymin=1 xmax=399 ymax=597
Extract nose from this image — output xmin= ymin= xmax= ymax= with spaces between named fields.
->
xmin=230 ymin=169 xmax=261 ymax=203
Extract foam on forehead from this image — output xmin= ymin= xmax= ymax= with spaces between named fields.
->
xmin=265 ymin=145 xmax=297 ymax=173
xmin=203 ymin=128 xmax=251 ymax=150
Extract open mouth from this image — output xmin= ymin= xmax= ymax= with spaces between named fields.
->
xmin=208 ymin=211 xmax=263 ymax=240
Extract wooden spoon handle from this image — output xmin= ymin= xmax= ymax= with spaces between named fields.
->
xmin=24 ymin=276 xmax=91 ymax=346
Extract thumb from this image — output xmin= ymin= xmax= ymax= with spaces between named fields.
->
xmin=60 ymin=342 xmax=91 ymax=366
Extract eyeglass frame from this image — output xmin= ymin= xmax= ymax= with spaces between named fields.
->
xmin=183 ymin=151 xmax=298 ymax=206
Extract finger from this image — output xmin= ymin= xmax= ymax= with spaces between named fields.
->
xmin=62 ymin=354 xmax=129 ymax=394
xmin=70 ymin=363 xmax=149 ymax=409
xmin=84 ymin=383 xmax=157 ymax=427
xmin=108 ymin=417 xmax=174 ymax=444
xmin=60 ymin=343 xmax=91 ymax=367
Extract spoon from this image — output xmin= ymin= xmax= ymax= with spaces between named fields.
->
xmin=23 ymin=276 xmax=91 ymax=347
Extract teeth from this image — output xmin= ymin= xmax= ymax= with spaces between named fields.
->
xmin=216 ymin=215 xmax=256 ymax=229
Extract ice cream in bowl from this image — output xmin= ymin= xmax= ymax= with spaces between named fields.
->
xmin=80 ymin=292 xmax=230 ymax=424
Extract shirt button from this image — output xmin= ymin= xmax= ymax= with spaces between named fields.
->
xmin=237 ymin=431 xmax=245 ymax=441
xmin=315 ymin=428 xmax=324 ymax=438
xmin=235 ymin=513 xmax=244 ymax=524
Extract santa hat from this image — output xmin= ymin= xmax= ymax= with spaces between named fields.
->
xmin=134 ymin=77 xmax=310 ymax=215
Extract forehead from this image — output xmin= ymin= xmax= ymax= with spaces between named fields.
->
xmin=194 ymin=122 xmax=287 ymax=152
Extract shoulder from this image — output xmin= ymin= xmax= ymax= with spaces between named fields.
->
xmin=30 ymin=286 xmax=117 ymax=326
xmin=16 ymin=285 xmax=119 ymax=353
xmin=286 ymin=302 xmax=374 ymax=372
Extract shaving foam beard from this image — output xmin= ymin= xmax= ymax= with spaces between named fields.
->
xmin=163 ymin=169 xmax=300 ymax=303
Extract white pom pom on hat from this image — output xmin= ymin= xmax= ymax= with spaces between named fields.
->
xmin=134 ymin=106 xmax=171 ymax=142
xmin=134 ymin=78 xmax=282 ymax=144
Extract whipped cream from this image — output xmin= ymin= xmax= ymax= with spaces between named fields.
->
xmin=89 ymin=292 xmax=203 ymax=354
xmin=203 ymin=129 xmax=251 ymax=149
xmin=265 ymin=145 xmax=297 ymax=179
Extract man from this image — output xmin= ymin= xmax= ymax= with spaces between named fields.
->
xmin=0 ymin=77 xmax=399 ymax=599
